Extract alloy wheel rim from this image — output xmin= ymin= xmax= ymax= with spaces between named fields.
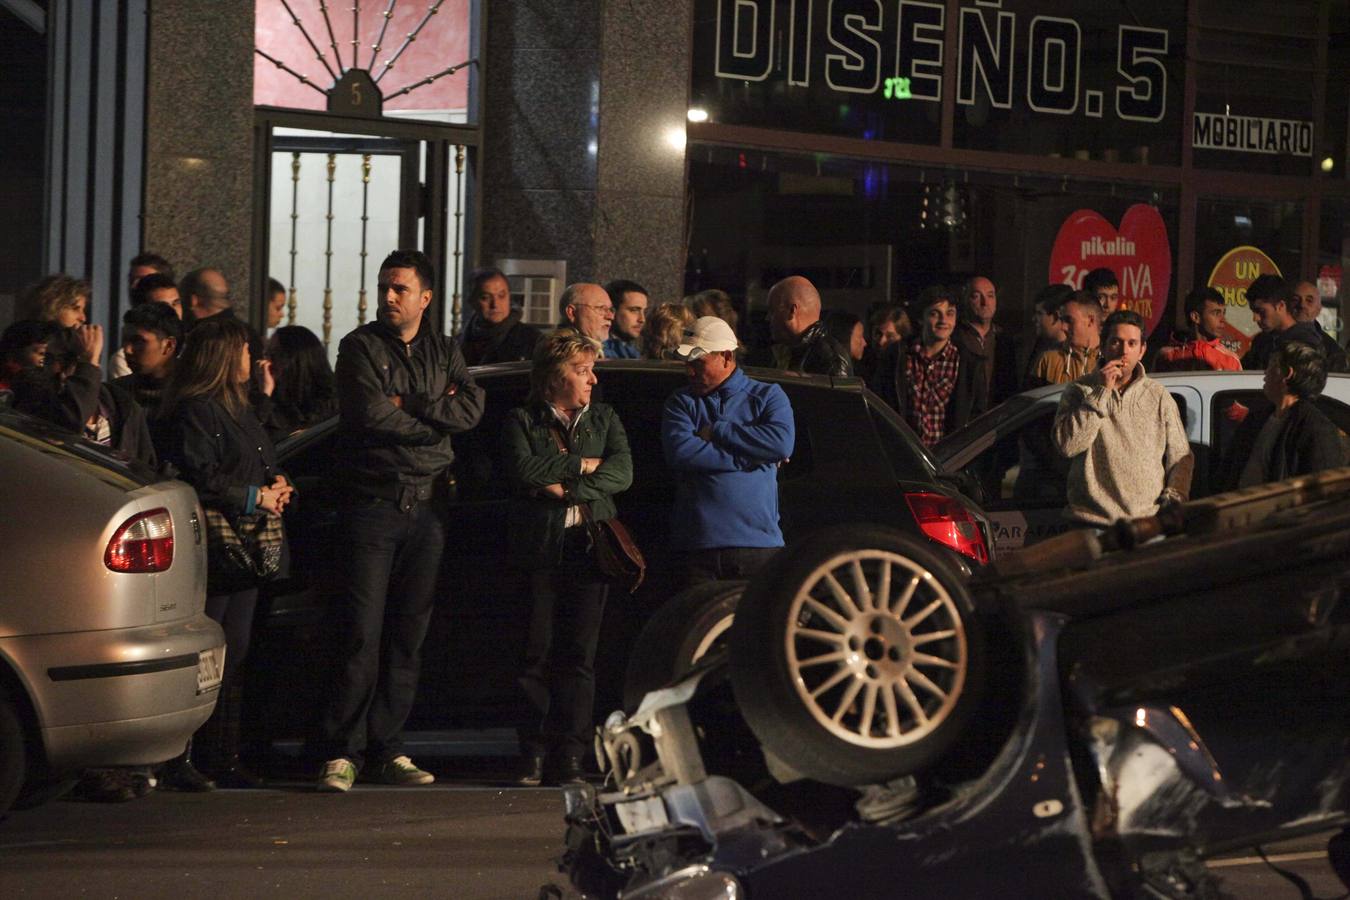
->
xmin=785 ymin=550 xmax=967 ymax=748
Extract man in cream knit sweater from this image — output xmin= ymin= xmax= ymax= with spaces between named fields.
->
xmin=1053 ymin=310 xmax=1194 ymax=527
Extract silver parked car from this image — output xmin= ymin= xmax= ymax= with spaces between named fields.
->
xmin=0 ymin=408 xmax=225 ymax=814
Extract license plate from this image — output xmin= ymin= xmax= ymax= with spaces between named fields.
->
xmin=196 ymin=646 xmax=226 ymax=694
xmin=614 ymin=796 xmax=669 ymax=834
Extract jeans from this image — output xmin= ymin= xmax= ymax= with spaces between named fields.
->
xmin=315 ymin=497 xmax=447 ymax=769
xmin=676 ymin=546 xmax=780 ymax=591
xmin=205 ymin=588 xmax=257 ymax=684
xmin=520 ymin=528 xmax=609 ymax=759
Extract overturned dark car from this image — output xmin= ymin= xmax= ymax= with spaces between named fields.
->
xmin=561 ymin=469 xmax=1350 ymax=898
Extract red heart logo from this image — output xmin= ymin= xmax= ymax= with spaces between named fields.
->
xmin=1048 ymin=204 xmax=1173 ymax=338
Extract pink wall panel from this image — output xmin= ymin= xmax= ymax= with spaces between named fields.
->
xmin=254 ymin=0 xmax=471 ymax=112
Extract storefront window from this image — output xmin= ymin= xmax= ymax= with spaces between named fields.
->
xmin=1191 ymin=0 xmax=1320 ymax=177
xmin=1318 ymin=200 xmax=1346 ymax=341
xmin=950 ymin=0 xmax=1184 ymax=166
xmin=1193 ymin=197 xmax=1303 ymax=356
xmin=686 ymin=144 xmax=1178 ymax=340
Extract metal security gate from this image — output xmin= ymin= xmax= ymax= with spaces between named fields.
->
xmin=250 ymin=1 xmax=483 ymax=356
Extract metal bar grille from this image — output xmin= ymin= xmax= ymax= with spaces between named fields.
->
xmin=368 ymin=0 xmax=397 ymax=71
xmin=288 ymin=151 xmax=301 ymax=325
xmin=279 ymin=0 xmax=339 ymax=82
xmin=451 ymin=143 xmax=465 ymax=335
xmin=359 ymin=153 xmax=372 ymax=324
xmin=323 ymin=152 xmax=336 ymax=347
xmin=375 ymin=0 xmax=444 ymax=84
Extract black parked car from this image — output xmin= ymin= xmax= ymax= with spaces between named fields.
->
xmin=561 ymin=468 xmax=1350 ymax=898
xmin=244 ymin=361 xmax=989 ymax=754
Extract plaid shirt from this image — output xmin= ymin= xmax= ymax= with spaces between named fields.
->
xmin=905 ymin=340 xmax=960 ymax=446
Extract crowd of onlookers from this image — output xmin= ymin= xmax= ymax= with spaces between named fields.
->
xmin=1 ymin=250 xmax=1346 ymax=800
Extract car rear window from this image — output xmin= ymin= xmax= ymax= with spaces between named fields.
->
xmin=0 ymin=409 xmax=155 ymax=489
xmin=865 ymin=391 xmax=940 ymax=482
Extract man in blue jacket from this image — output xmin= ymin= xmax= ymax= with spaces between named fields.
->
xmin=662 ymin=316 xmax=796 ymax=587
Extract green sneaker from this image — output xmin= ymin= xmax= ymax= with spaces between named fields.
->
xmin=317 ymin=758 xmax=357 ymax=793
xmin=368 ymin=755 xmax=435 ymax=786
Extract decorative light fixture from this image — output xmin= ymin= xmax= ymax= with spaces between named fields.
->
xmin=687 ymin=108 xmax=709 ymax=123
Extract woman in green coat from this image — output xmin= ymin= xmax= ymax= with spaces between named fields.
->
xmin=502 ymin=330 xmax=633 ymax=785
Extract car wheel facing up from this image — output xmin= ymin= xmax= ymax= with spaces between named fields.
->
xmin=729 ymin=526 xmax=986 ymax=788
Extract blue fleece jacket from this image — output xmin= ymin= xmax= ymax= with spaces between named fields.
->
xmin=662 ymin=367 xmax=796 ymax=550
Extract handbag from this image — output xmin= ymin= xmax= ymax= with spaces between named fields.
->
xmin=548 ymin=425 xmax=646 ymax=593
xmin=203 ymin=507 xmax=284 ymax=587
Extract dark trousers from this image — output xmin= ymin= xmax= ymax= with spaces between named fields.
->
xmin=520 ymin=528 xmax=609 ymax=759
xmin=205 ymin=588 xmax=258 ymax=683
xmin=315 ymin=497 xmax=446 ymax=768
xmin=677 ymin=546 xmax=780 ymax=591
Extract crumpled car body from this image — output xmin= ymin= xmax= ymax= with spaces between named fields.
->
xmin=562 ymin=470 xmax=1350 ymax=898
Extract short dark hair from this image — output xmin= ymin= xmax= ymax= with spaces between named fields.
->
xmin=266 ymin=325 xmax=335 ymax=415
xmin=1247 ymin=273 xmax=1290 ymax=308
xmin=823 ymin=309 xmax=862 ymax=349
xmin=131 ymin=272 xmax=179 ymax=307
xmin=0 ymin=319 xmax=56 ymax=360
xmin=1032 ymin=283 xmax=1074 ymax=317
xmin=1083 ymin=267 xmax=1119 ymax=293
xmin=908 ymin=284 xmax=957 ymax=323
xmin=123 ymin=301 xmax=184 ymax=348
xmin=130 ymin=252 xmax=174 ymax=280
xmin=1102 ymin=309 xmax=1146 ymax=339
xmin=467 ymin=267 xmax=508 ymax=298
xmin=380 ymin=249 xmax=435 ymax=292
xmin=1184 ymin=286 xmax=1225 ymax=321
xmin=604 ymin=279 xmax=648 ymax=306
xmin=267 ymin=277 xmax=285 ymax=297
xmin=1273 ymin=341 xmax=1328 ymax=399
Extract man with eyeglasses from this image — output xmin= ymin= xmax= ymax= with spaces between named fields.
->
xmin=558 ymin=283 xmax=614 ymax=348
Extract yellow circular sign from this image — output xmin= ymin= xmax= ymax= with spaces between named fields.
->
xmin=1206 ymin=245 xmax=1282 ymax=356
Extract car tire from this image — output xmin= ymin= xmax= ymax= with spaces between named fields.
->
xmin=0 ymin=693 xmax=26 ymax=815
xmin=622 ymin=580 xmax=746 ymax=711
xmin=728 ymin=525 xmax=985 ymax=788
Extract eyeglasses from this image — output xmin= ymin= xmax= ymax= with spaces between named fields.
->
xmin=573 ymin=303 xmax=614 ymax=316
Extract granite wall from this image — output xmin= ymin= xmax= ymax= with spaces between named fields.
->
xmin=480 ymin=0 xmax=692 ymax=305
xmin=142 ymin=1 xmax=256 ymax=305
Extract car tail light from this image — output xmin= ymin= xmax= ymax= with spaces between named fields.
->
xmin=905 ymin=492 xmax=989 ymax=565
xmin=105 ymin=508 xmax=174 ymax=573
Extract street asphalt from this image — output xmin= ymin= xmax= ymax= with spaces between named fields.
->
xmin=0 ymin=778 xmax=1341 ymax=899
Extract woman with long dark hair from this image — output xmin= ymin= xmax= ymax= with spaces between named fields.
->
xmin=262 ymin=325 xmax=337 ymax=439
xmin=158 ymin=315 xmax=293 ymax=790
xmin=502 ymin=330 xmax=633 ymax=785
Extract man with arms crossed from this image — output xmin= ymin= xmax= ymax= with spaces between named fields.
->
xmin=316 ymin=249 xmax=485 ymax=792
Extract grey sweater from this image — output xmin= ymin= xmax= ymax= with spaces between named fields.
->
xmin=1053 ymin=365 xmax=1190 ymax=525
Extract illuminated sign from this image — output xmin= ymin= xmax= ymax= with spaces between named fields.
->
xmin=1207 ymin=246 xmax=1282 ymax=357
xmin=1193 ymin=113 xmax=1313 ymax=157
xmin=711 ymin=0 xmax=1170 ymax=124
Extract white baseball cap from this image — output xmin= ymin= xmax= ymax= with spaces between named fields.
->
xmin=676 ymin=316 xmax=739 ymax=358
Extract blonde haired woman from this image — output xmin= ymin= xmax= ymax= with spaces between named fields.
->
xmin=502 ymin=330 xmax=632 ymax=785
xmin=640 ymin=301 xmax=696 ymax=360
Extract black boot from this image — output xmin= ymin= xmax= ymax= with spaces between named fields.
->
xmin=541 ymin=753 xmax=587 ymax=787
xmin=158 ymin=742 xmax=216 ymax=792
xmin=208 ymin=685 xmax=264 ymax=789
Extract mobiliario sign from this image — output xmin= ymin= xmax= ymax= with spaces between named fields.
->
xmin=712 ymin=0 xmax=1172 ymax=124
xmin=1193 ymin=113 xmax=1313 ymax=157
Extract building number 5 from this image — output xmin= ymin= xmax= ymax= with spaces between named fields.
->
xmin=1116 ymin=26 xmax=1168 ymax=123
xmin=351 ymin=81 xmax=362 ymax=106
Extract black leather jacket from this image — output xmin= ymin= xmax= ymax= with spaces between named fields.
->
xmin=333 ymin=317 xmax=485 ymax=501
xmin=789 ymin=321 xmax=853 ymax=377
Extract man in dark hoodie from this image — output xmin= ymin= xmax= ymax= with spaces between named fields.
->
xmin=1243 ymin=274 xmax=1348 ymax=373
xmin=458 ymin=267 xmax=542 ymax=366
